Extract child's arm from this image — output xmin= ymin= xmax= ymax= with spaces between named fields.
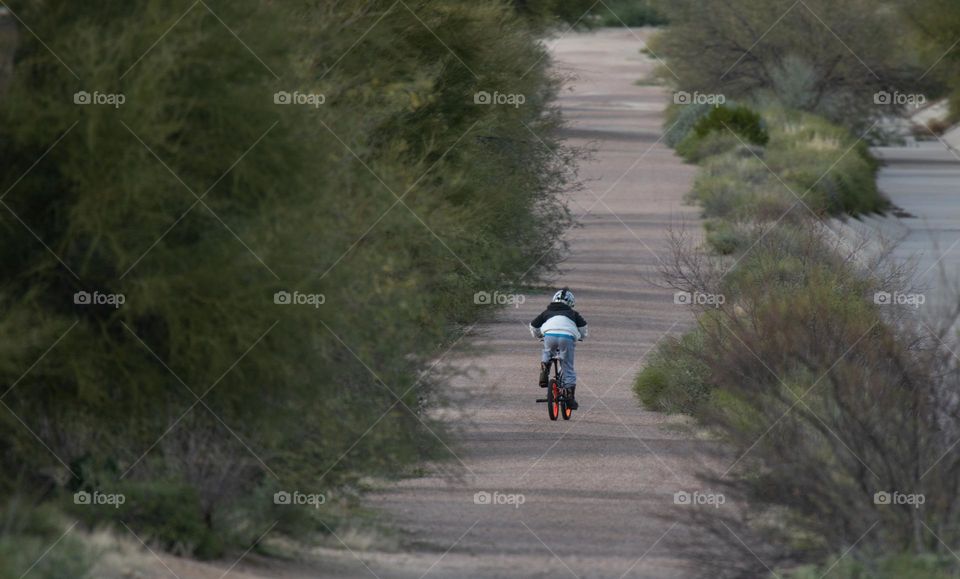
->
xmin=574 ymin=311 xmax=588 ymax=340
xmin=529 ymin=312 xmax=546 ymax=339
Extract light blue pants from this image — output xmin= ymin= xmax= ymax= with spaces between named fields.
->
xmin=542 ymin=334 xmax=576 ymax=387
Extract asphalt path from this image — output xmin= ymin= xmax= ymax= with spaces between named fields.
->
xmin=163 ymin=28 xmax=724 ymax=579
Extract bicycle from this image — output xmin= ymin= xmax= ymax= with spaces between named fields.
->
xmin=536 ymin=349 xmax=573 ymax=421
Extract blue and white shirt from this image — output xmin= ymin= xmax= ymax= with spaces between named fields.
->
xmin=529 ymin=303 xmax=588 ymax=340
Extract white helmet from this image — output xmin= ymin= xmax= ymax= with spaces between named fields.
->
xmin=551 ymin=288 xmax=575 ymax=307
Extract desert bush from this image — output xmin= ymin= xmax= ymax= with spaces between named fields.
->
xmin=648 ymin=0 xmax=930 ymax=129
xmin=676 ymin=131 xmax=744 ymax=163
xmin=510 ymin=0 xmax=599 ymax=27
xmin=648 ymin=5 xmax=936 ymax=570
xmin=693 ymin=105 xmax=769 ymax=146
xmin=634 ymin=329 xmax=710 ymax=413
xmin=785 ymin=553 xmax=959 ymax=578
xmin=593 ymin=0 xmax=668 ymax=27
xmin=69 ymin=480 xmax=222 ymax=559
xmin=1 ymin=496 xmax=179 ymax=578
xmin=664 ymin=102 xmax=713 ymax=147
xmin=704 ymin=220 xmax=747 ymax=255
xmin=671 ymin=103 xmax=768 ymax=163
xmin=0 ymin=500 xmax=93 ymax=578
xmin=656 ymin=219 xmax=960 ymax=565
xmin=680 ymin=108 xmax=884 ymax=219
xmin=688 ymin=152 xmax=788 ymax=219
xmin=0 ymin=0 xmax=574 ymax=555
xmin=763 ymin=110 xmax=884 ymax=215
xmin=900 ymin=0 xmax=960 ymax=117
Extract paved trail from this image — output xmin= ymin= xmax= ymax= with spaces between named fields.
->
xmin=356 ymin=28 xmax=708 ymax=579
xmin=835 ymin=144 xmax=960 ymax=313
xmin=164 ymin=28 xmax=720 ymax=579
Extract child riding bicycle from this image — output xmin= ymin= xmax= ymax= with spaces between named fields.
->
xmin=529 ymin=288 xmax=588 ymax=409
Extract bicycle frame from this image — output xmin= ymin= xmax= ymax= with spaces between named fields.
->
xmin=550 ymin=352 xmax=564 ymax=385
xmin=537 ymin=348 xmax=572 ymax=420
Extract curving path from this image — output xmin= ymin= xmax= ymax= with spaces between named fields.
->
xmin=833 ymin=143 xmax=960 ymax=314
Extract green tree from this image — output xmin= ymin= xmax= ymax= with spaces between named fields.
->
xmin=901 ymin=0 xmax=960 ymax=118
xmin=650 ymin=0 xmax=929 ymax=128
xmin=511 ymin=0 xmax=598 ymax=27
xmin=0 ymin=0 xmax=573 ymax=553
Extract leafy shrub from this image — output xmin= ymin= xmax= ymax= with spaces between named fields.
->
xmin=664 ymin=102 xmax=713 ymax=147
xmin=688 ymin=170 xmax=743 ymax=217
xmin=67 ymin=480 xmax=223 ymax=559
xmin=647 ymin=0 xmax=929 ymax=129
xmin=634 ymin=330 xmax=710 ymax=413
xmin=678 ymin=109 xmax=885 ymax=221
xmin=124 ymin=483 xmax=223 ymax=559
xmin=693 ymin=105 xmax=769 ymax=146
xmin=647 ymin=4 xmax=922 ymax=569
xmin=688 ymin=153 xmax=785 ymax=219
xmin=593 ymin=0 xmax=668 ymax=27
xmin=0 ymin=0 xmax=575 ymax=556
xmin=0 ymin=501 xmax=93 ymax=578
xmin=785 ymin=553 xmax=960 ymax=579
xmin=511 ymin=0 xmax=600 ymax=28
xmin=704 ymin=220 xmax=745 ymax=255
xmin=676 ymin=130 xmax=743 ymax=163
xmin=657 ymin=216 xmax=960 ymax=566
xmin=904 ymin=0 xmax=960 ymax=120
xmin=764 ymin=110 xmax=884 ymax=215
